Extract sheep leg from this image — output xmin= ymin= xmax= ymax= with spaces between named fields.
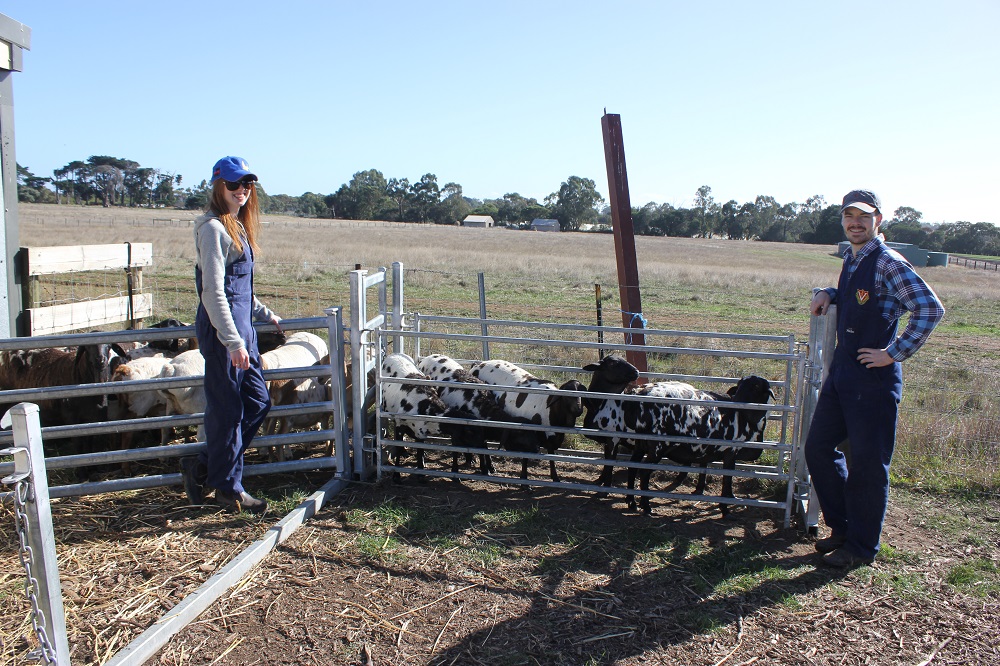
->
xmin=719 ymin=449 xmax=738 ymax=517
xmin=277 ymin=418 xmax=292 ymax=462
xmin=639 ymin=447 xmax=665 ymax=515
xmin=390 ymin=445 xmax=404 ymax=483
xmin=548 ymin=458 xmax=559 ymax=483
xmin=661 ymin=471 xmax=689 ymax=493
xmin=594 ymin=442 xmax=618 ymax=497
xmin=479 ymin=452 xmax=496 ymax=476
xmin=119 ymin=430 xmax=134 ymax=475
xmin=625 ymin=447 xmax=646 ymax=511
xmin=413 ymin=443 xmax=428 ymax=483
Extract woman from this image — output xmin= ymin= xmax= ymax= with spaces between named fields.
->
xmin=180 ymin=156 xmax=281 ymax=515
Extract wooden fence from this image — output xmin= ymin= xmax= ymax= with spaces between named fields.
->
xmin=19 ymin=243 xmax=154 ymax=336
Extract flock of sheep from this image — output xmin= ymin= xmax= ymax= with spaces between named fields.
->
xmin=380 ymin=351 xmax=775 ymax=514
xmin=0 ymin=321 xmax=336 ymax=473
xmin=0 ymin=322 xmax=777 ymax=515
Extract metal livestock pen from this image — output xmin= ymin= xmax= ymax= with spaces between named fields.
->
xmin=358 ymin=263 xmax=822 ymax=529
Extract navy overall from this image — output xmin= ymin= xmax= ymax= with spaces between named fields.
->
xmin=195 ymin=241 xmax=270 ymax=495
xmin=804 ymin=246 xmax=903 ymax=559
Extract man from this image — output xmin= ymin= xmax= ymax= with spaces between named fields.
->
xmin=805 ymin=189 xmax=944 ymax=568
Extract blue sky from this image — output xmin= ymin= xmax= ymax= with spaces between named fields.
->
xmin=7 ymin=1 xmax=998 ymax=224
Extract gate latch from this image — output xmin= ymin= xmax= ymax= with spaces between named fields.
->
xmin=0 ymin=446 xmax=30 ymax=485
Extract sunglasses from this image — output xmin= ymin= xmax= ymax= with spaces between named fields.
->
xmin=224 ymin=179 xmax=256 ymax=191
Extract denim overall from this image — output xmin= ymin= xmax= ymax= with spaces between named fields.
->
xmin=195 ymin=241 xmax=270 ymax=495
xmin=804 ymin=246 xmax=903 ymax=559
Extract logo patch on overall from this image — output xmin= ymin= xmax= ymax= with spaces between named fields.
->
xmin=855 ymin=289 xmax=870 ymax=305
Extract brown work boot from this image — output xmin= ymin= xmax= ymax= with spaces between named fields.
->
xmin=215 ymin=489 xmax=268 ymax=516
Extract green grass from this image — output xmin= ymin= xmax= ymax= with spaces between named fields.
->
xmin=945 ymin=559 xmax=1000 ymax=596
xmin=870 ymin=570 xmax=929 ymax=598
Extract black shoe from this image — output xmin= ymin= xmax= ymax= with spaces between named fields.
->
xmin=820 ymin=547 xmax=875 ymax=569
xmin=814 ymin=533 xmax=847 ymax=554
xmin=180 ymin=457 xmax=207 ymax=505
xmin=215 ymin=489 xmax=268 ymax=516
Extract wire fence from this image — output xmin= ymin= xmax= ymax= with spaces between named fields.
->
xmin=949 ymin=255 xmax=1000 ymax=271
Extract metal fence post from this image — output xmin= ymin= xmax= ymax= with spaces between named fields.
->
xmin=392 ymin=262 xmax=404 ymax=357
xmin=798 ymin=298 xmax=838 ymax=532
xmin=324 ymin=307 xmax=350 ymax=478
xmin=478 ymin=272 xmax=490 ymax=360
xmin=349 ymin=269 xmax=369 ymax=479
xmin=1 ymin=402 xmax=71 ymax=666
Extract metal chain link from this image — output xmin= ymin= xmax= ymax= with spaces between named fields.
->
xmin=10 ymin=477 xmax=58 ymax=666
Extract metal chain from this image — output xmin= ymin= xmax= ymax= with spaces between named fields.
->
xmin=10 ymin=477 xmax=58 ymax=666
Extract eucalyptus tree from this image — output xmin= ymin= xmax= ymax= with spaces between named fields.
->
xmin=547 ymin=175 xmax=604 ymax=230
xmin=434 ymin=181 xmax=470 ymax=224
xmin=693 ymin=185 xmax=718 ymax=238
xmin=408 ymin=173 xmax=441 ymax=222
xmin=386 ymin=177 xmax=411 ymax=221
xmin=331 ymin=168 xmax=390 ymax=220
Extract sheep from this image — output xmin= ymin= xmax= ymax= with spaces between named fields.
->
xmin=260 ymin=332 xmax=329 ymax=461
xmin=0 ymin=344 xmax=114 ymax=459
xmin=105 ymin=355 xmax=175 ymax=472
xmin=146 ymin=318 xmax=199 ymax=354
xmin=582 ymin=360 xmax=774 ymax=515
xmin=379 ymin=353 xmax=482 ymax=480
xmin=469 ymin=359 xmax=586 ymax=482
xmin=156 ymin=349 xmax=207 ymax=442
xmin=416 ymin=353 xmax=502 ymax=476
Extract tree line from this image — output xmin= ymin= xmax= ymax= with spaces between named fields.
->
xmin=15 ymin=158 xmax=1000 ymax=256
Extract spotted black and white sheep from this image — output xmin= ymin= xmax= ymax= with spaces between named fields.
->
xmin=582 ymin=358 xmax=773 ymax=514
xmin=416 ymin=353 xmax=504 ymax=476
xmin=469 ymin=359 xmax=587 ymax=482
xmin=380 ymin=353 xmax=482 ymax=479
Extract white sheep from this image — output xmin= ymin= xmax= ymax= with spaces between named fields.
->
xmin=156 ymin=349 xmax=207 ymax=442
xmin=260 ymin=332 xmax=330 ymax=461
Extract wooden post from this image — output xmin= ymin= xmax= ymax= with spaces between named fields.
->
xmin=601 ymin=112 xmax=647 ymax=375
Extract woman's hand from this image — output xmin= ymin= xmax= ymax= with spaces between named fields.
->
xmin=271 ymin=314 xmax=283 ymax=334
xmin=230 ymin=347 xmax=250 ymax=370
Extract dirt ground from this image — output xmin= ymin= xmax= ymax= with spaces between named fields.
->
xmin=146 ymin=475 xmax=998 ymax=666
xmin=6 ymin=463 xmax=994 ymax=666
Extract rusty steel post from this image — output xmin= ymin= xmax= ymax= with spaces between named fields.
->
xmin=601 ymin=112 xmax=647 ymax=375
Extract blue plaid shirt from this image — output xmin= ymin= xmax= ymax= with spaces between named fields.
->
xmin=824 ymin=234 xmax=945 ymax=361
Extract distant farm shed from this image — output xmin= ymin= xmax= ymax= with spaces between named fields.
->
xmin=531 ymin=218 xmax=560 ymax=232
xmin=463 ymin=215 xmax=495 ymax=228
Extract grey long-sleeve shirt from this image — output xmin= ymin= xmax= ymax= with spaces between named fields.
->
xmin=193 ymin=212 xmax=275 ymax=353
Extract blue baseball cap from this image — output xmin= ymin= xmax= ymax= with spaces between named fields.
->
xmin=211 ymin=156 xmax=258 ymax=183
xmin=841 ymin=189 xmax=881 ymax=214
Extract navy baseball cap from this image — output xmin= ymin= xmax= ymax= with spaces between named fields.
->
xmin=841 ymin=189 xmax=881 ymax=214
xmin=211 ymin=156 xmax=258 ymax=183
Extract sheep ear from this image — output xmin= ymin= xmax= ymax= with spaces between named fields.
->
xmin=582 ymin=362 xmax=601 ymax=371
xmin=111 ymin=343 xmax=129 ymax=358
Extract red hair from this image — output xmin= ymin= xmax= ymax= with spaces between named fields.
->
xmin=208 ymin=180 xmax=261 ymax=255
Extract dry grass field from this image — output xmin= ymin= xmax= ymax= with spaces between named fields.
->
xmin=16 ymin=203 xmax=1000 ymax=491
xmin=2 ymin=203 xmax=999 ymax=665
